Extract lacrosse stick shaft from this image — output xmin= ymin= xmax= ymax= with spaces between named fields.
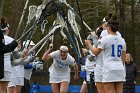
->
xmin=28 ymin=25 xmax=61 ymax=54
xmin=60 ymin=28 xmax=67 ymax=39
xmin=74 ymin=36 xmax=82 ymax=57
xmin=75 ymin=0 xmax=87 ymax=38
xmin=35 ymin=30 xmax=54 ymax=56
xmin=65 ymin=3 xmax=92 ymax=31
xmin=22 ymin=5 xmax=37 ymax=35
xmin=35 ymin=37 xmax=49 ymax=57
xmin=15 ymin=0 xmax=30 ymax=39
xmin=17 ymin=26 xmax=33 ymax=42
xmin=19 ymin=0 xmax=50 ymax=41
xmin=17 ymin=15 xmax=42 ymax=42
xmin=68 ymin=10 xmax=83 ymax=45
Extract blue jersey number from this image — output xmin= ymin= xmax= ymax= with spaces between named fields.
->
xmin=111 ymin=44 xmax=123 ymax=57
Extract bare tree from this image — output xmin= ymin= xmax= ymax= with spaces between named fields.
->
xmin=114 ymin=0 xmax=118 ymax=13
xmin=119 ymin=0 xmax=125 ymax=38
xmin=131 ymin=0 xmax=136 ymax=59
xmin=0 ymin=0 xmax=5 ymax=17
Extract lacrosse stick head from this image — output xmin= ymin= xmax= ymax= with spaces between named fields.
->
xmin=40 ymin=1 xmax=58 ymax=19
xmin=42 ymin=0 xmax=52 ymax=9
xmin=27 ymin=5 xmax=37 ymax=24
xmin=68 ymin=9 xmax=76 ymax=22
xmin=41 ymin=20 xmax=48 ymax=33
xmin=36 ymin=0 xmax=51 ymax=19
xmin=35 ymin=0 xmax=56 ymax=21
xmin=56 ymin=12 xmax=65 ymax=26
xmin=58 ymin=0 xmax=66 ymax=4
xmin=35 ymin=5 xmax=43 ymax=19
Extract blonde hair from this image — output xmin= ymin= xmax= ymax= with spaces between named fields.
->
xmin=126 ymin=53 xmax=133 ymax=62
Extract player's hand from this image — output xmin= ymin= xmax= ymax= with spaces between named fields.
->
xmin=49 ymin=43 xmax=53 ymax=49
xmin=82 ymin=48 xmax=88 ymax=55
xmin=90 ymin=31 xmax=97 ymax=38
xmin=85 ymin=39 xmax=91 ymax=46
xmin=23 ymin=48 xmax=28 ymax=57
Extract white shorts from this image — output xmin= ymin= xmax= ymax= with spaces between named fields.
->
xmin=8 ymin=78 xmax=16 ymax=87
xmin=15 ymin=77 xmax=24 ymax=86
xmin=102 ymin=70 xmax=126 ymax=83
xmin=94 ymin=66 xmax=103 ymax=82
xmin=86 ymin=71 xmax=94 ymax=82
xmin=49 ymin=76 xmax=70 ymax=83
xmin=86 ymin=71 xmax=91 ymax=81
xmin=0 ymin=71 xmax=11 ymax=81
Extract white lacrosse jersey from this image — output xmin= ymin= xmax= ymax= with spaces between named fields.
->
xmin=98 ymin=34 xmax=126 ymax=82
xmin=24 ymin=65 xmax=33 ymax=80
xmin=4 ymin=35 xmax=14 ymax=72
xmin=85 ymin=50 xmax=95 ymax=72
xmin=15 ymin=65 xmax=24 ymax=78
xmin=49 ymin=50 xmax=76 ymax=78
xmin=24 ymin=54 xmax=35 ymax=80
xmin=100 ymin=30 xmax=121 ymax=38
xmin=93 ymin=41 xmax=104 ymax=82
xmin=85 ymin=50 xmax=96 ymax=81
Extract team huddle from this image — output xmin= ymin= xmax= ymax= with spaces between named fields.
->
xmin=0 ymin=13 xmax=137 ymax=93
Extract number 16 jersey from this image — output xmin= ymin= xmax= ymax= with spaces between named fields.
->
xmin=98 ymin=34 xmax=126 ymax=82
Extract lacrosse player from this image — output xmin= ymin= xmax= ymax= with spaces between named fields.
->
xmin=85 ymin=16 xmax=126 ymax=93
xmin=42 ymin=44 xmax=79 ymax=93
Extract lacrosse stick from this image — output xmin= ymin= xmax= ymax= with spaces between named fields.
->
xmin=41 ymin=20 xmax=48 ymax=34
xmin=59 ymin=0 xmax=87 ymax=38
xmin=16 ymin=5 xmax=45 ymax=42
xmin=54 ymin=17 xmax=67 ymax=39
xmin=22 ymin=5 xmax=37 ymax=35
xmin=35 ymin=20 xmax=49 ymax=55
xmin=38 ymin=0 xmax=58 ymax=22
xmin=35 ymin=26 xmax=54 ymax=57
xmin=68 ymin=9 xmax=83 ymax=42
xmin=22 ymin=0 xmax=56 ymax=50
xmin=17 ymin=0 xmax=56 ymax=42
xmin=59 ymin=0 xmax=92 ymax=31
xmin=60 ymin=27 xmax=67 ymax=40
xmin=68 ymin=9 xmax=84 ymax=57
xmin=35 ymin=0 xmax=52 ymax=20
xmin=17 ymin=5 xmax=43 ymax=43
xmin=15 ymin=0 xmax=30 ymax=39
xmin=28 ymin=25 xmax=61 ymax=54
xmin=56 ymin=12 xmax=81 ymax=58
xmin=21 ymin=5 xmax=38 ymax=50
xmin=57 ymin=7 xmax=84 ymax=47
xmin=35 ymin=37 xmax=49 ymax=57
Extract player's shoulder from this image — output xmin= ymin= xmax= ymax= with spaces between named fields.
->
xmin=118 ymin=36 xmax=126 ymax=44
xmin=100 ymin=30 xmax=108 ymax=37
xmin=50 ymin=50 xmax=59 ymax=56
xmin=67 ymin=53 xmax=75 ymax=60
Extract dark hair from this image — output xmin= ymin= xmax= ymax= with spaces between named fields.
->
xmin=0 ymin=17 xmax=9 ymax=32
xmin=103 ymin=13 xmax=113 ymax=23
xmin=96 ymin=26 xmax=103 ymax=38
xmin=107 ymin=15 xmax=119 ymax=32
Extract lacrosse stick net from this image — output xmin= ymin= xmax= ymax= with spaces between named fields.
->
xmin=22 ymin=5 xmax=37 ymax=35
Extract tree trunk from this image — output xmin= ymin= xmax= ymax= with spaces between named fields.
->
xmin=0 ymin=0 xmax=5 ymax=17
xmin=131 ymin=0 xmax=136 ymax=60
xmin=119 ymin=0 xmax=125 ymax=38
xmin=115 ymin=0 xmax=118 ymax=14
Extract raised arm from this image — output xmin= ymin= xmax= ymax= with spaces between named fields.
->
xmin=42 ymin=44 xmax=53 ymax=61
xmin=85 ymin=39 xmax=102 ymax=56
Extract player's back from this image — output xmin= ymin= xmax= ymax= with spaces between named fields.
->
xmin=102 ymin=34 xmax=125 ymax=63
